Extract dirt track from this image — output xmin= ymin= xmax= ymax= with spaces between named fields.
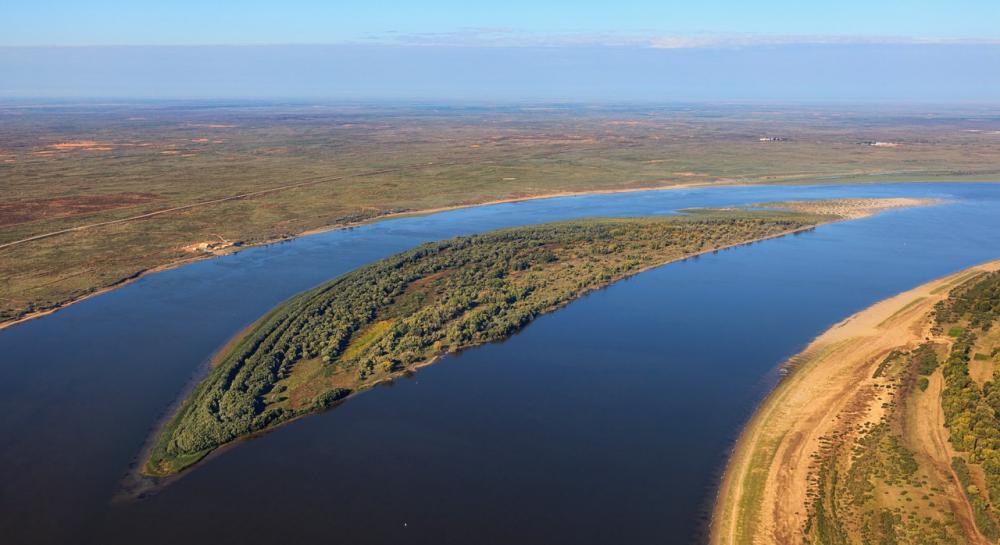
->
xmin=911 ymin=369 xmax=990 ymax=544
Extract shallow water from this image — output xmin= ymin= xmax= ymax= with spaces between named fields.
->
xmin=1 ymin=183 xmax=999 ymax=544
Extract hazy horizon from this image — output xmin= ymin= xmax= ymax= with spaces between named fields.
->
xmin=6 ymin=1 xmax=997 ymax=103
xmin=3 ymin=43 xmax=998 ymax=102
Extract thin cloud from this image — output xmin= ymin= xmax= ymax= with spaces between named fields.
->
xmin=360 ymin=29 xmax=1000 ymax=49
xmin=362 ymin=28 xmax=655 ymax=47
xmin=648 ymin=33 xmax=1000 ymax=49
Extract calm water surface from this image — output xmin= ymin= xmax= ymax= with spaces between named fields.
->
xmin=1 ymin=183 xmax=999 ymax=544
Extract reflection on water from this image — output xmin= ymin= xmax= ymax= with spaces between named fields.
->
xmin=1 ymin=183 xmax=999 ymax=544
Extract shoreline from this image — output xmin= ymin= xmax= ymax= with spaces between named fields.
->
xmin=709 ymin=258 xmax=1000 ymax=545
xmin=1 ymin=181 xmax=712 ymax=332
xmin=0 ymin=179 xmax=962 ymax=332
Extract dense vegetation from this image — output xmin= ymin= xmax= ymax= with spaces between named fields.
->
xmin=145 ymin=209 xmax=827 ymax=475
xmin=935 ymin=272 xmax=1000 ymax=332
xmin=935 ymin=271 xmax=1000 ymax=539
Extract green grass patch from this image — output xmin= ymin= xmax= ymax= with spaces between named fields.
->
xmin=339 ymin=320 xmax=394 ymax=362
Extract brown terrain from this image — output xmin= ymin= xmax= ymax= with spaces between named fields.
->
xmin=0 ymin=193 xmax=159 ymax=227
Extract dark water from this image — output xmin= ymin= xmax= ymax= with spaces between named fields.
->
xmin=1 ymin=183 xmax=999 ymax=545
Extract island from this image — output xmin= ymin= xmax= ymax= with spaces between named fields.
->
xmin=711 ymin=260 xmax=1000 ymax=545
xmin=144 ymin=198 xmax=927 ymax=476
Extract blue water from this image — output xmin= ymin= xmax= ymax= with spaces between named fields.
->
xmin=1 ymin=183 xmax=998 ymax=544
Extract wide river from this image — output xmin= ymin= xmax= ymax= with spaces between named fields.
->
xmin=1 ymin=183 xmax=999 ymax=544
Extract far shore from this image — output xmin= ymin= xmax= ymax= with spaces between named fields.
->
xmin=0 ymin=182 xmax=695 ymax=331
xmin=0 ymin=181 xmax=953 ymax=331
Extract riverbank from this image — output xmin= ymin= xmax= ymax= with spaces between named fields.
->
xmin=0 ymin=182 xmax=700 ymax=331
xmin=710 ymin=259 xmax=1000 ymax=545
xmin=0 ymin=181 xmax=956 ymax=332
xmin=6 ymin=181 xmax=752 ymax=332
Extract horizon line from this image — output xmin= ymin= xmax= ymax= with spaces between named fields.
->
xmin=3 ymin=34 xmax=1000 ymax=49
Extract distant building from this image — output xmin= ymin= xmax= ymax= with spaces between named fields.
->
xmin=859 ymin=140 xmax=900 ymax=147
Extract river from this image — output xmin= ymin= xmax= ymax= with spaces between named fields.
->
xmin=1 ymin=183 xmax=999 ymax=544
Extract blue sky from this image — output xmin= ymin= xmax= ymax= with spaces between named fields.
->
xmin=2 ymin=2 xmax=998 ymax=101
xmin=3 ymin=0 xmax=999 ymax=46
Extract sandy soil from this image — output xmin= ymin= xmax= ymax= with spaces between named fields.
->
xmin=766 ymin=197 xmax=936 ymax=219
xmin=48 ymin=140 xmax=114 ymax=151
xmin=711 ymin=259 xmax=1000 ymax=545
xmin=968 ymin=355 xmax=996 ymax=386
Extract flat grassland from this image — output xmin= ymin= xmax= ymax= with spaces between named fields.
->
xmin=2 ymin=101 xmax=999 ymax=326
xmin=711 ymin=261 xmax=1000 ymax=545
